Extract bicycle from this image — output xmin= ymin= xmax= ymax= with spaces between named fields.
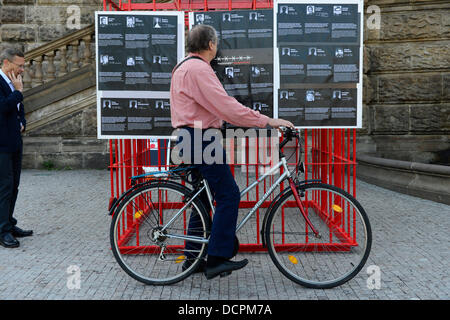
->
xmin=109 ymin=127 xmax=372 ymax=289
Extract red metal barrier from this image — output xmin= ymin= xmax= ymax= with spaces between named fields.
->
xmin=104 ymin=0 xmax=274 ymax=12
xmin=103 ymin=0 xmax=358 ymax=253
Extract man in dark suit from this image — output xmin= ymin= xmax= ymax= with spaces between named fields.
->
xmin=0 ymin=48 xmax=33 ymax=248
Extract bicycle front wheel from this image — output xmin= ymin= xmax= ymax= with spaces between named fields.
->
xmin=110 ymin=181 xmax=211 ymax=285
xmin=265 ymin=183 xmax=372 ymax=289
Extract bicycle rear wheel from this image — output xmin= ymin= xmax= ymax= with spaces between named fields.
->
xmin=265 ymin=183 xmax=371 ymax=289
xmin=110 ymin=181 xmax=211 ymax=285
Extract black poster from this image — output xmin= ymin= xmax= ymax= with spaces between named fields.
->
xmin=193 ymin=10 xmax=274 ymax=120
xmin=96 ymin=11 xmax=184 ymax=139
xmin=97 ymin=14 xmax=178 ymax=91
xmin=277 ymin=4 xmax=359 ymax=44
xmin=276 ymin=2 xmax=362 ymax=128
xmin=279 ymin=45 xmax=359 ymax=84
xmin=100 ymin=97 xmax=173 ymax=136
xmin=278 ymin=88 xmax=357 ymax=126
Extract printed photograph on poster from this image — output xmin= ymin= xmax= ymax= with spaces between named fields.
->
xmin=248 ymin=91 xmax=273 ymax=118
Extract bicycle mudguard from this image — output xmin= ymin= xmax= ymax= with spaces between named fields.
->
xmin=259 ymin=179 xmax=322 ymax=247
xmin=109 ymin=165 xmax=198 ymax=216
xmin=107 ymin=179 xmax=180 ymax=216
xmin=108 ymin=182 xmax=149 ymax=216
xmin=108 ymin=186 xmax=138 ymax=216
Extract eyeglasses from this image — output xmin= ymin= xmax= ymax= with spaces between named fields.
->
xmin=8 ymin=60 xmax=25 ymax=69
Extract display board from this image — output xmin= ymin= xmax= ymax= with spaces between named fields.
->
xmin=96 ymin=2 xmax=363 ymax=139
xmin=96 ymin=11 xmax=185 ymax=138
xmin=275 ymin=0 xmax=363 ymax=128
xmin=189 ymin=10 xmax=275 ymax=121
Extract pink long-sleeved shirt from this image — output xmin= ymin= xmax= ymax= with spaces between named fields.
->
xmin=170 ymin=53 xmax=270 ymax=129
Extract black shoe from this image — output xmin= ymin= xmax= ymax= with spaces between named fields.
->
xmin=204 ymin=259 xmax=248 ymax=280
xmin=0 ymin=233 xmax=20 ymax=248
xmin=182 ymin=259 xmax=206 ymax=273
xmin=12 ymin=227 xmax=33 ymax=238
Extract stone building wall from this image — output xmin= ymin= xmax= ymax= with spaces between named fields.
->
xmin=361 ymin=0 xmax=450 ymax=165
xmin=0 ymin=0 xmax=101 ymax=52
xmin=1 ymin=0 xmax=104 ymax=169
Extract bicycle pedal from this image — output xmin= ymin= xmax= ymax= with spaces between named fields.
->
xmin=220 ymin=271 xmax=232 ymax=278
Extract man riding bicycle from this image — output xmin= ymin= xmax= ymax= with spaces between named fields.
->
xmin=170 ymin=24 xmax=294 ymax=280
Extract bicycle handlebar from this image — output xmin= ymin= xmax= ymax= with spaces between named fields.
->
xmin=278 ymin=127 xmax=300 ymax=151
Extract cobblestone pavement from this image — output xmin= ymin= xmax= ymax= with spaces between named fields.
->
xmin=0 ymin=169 xmax=448 ymax=300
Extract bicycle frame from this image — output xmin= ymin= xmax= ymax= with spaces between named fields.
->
xmin=161 ymin=155 xmax=319 ymax=245
xmin=236 ymin=157 xmax=291 ymax=232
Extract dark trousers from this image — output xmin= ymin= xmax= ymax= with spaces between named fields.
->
xmin=0 ymin=148 xmax=22 ymax=236
xmin=180 ymin=128 xmax=241 ymax=259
